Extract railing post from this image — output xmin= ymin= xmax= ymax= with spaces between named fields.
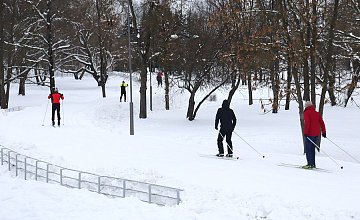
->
xmin=1 ymin=148 xmax=4 ymax=165
xmin=60 ymin=169 xmax=63 ymax=186
xmin=97 ymin=176 xmax=101 ymax=193
xmin=8 ymin=151 xmax=12 ymax=171
xmin=15 ymin=154 xmax=19 ymax=176
xmin=35 ymin=161 xmax=38 ymax=181
xmin=46 ymin=163 xmax=49 ymax=183
xmin=123 ymin=180 xmax=126 ymax=198
xmin=176 ymin=190 xmax=181 ymax=205
xmin=78 ymin=172 xmax=81 ymax=189
xmin=24 ymin=157 xmax=27 ymax=180
xmin=148 ymin=184 xmax=152 ymax=204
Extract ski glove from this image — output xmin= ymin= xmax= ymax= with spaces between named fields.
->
xmin=322 ymin=133 xmax=326 ymax=138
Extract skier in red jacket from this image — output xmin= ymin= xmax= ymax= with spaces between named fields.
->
xmin=303 ymin=101 xmax=326 ymax=169
xmin=48 ymin=88 xmax=64 ymax=126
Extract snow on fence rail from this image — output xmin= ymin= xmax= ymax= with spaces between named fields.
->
xmin=3 ymin=106 xmax=25 ymax=112
xmin=0 ymin=146 xmax=183 ymax=206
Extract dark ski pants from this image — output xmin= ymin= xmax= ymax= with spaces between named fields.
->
xmin=305 ymin=136 xmax=317 ymax=167
xmin=217 ymin=130 xmax=233 ymax=155
xmin=120 ymin=92 xmax=126 ymax=102
xmin=51 ymin=103 xmax=61 ymax=124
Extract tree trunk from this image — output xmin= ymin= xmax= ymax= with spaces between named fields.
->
xmin=310 ymin=0 xmax=317 ymax=106
xmin=47 ymin=0 xmax=55 ymax=93
xmin=186 ymin=92 xmax=196 ymax=121
xmin=165 ymin=71 xmax=170 ymax=110
xmin=79 ymin=69 xmax=86 ymax=79
xmin=5 ymin=68 xmax=11 ymax=109
xmin=302 ymin=56 xmax=310 ymax=101
xmin=0 ymin=0 xmax=6 ymax=109
xmin=96 ymin=0 xmax=107 ymax=98
xmin=271 ymin=61 xmax=280 ymax=113
xmin=247 ymin=71 xmax=253 ymax=105
xmin=139 ymin=68 xmax=147 ymax=118
xmin=19 ymin=79 xmax=26 ymax=96
xmin=279 ymin=0 xmax=305 ymax=151
xmin=101 ymin=83 xmax=106 ymax=98
xmin=18 ymin=68 xmax=30 ymax=96
xmin=319 ymin=0 xmax=340 ymax=115
xmin=292 ymin=64 xmax=306 ymax=153
xmin=227 ymin=70 xmax=241 ymax=104
xmin=327 ymin=73 xmax=336 ymax=106
xmin=5 ymin=22 xmax=15 ymax=108
xmin=99 ymin=55 xmax=107 ymax=98
xmin=285 ymin=59 xmax=292 ymax=110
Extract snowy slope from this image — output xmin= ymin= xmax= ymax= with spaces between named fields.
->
xmin=1 ymin=74 xmax=360 ymax=220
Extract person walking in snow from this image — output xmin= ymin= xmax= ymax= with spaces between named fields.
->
xmin=48 ymin=87 xmax=64 ymax=126
xmin=215 ymin=99 xmax=237 ymax=157
xmin=156 ymin=72 xmax=163 ymax=87
xmin=303 ymin=101 xmax=326 ymax=169
xmin=120 ymin=81 xmax=128 ymax=102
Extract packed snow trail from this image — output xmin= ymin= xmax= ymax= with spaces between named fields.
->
xmin=1 ymin=75 xmax=360 ymax=219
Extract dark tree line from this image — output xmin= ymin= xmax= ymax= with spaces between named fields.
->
xmin=1 ymin=0 xmax=359 ymax=127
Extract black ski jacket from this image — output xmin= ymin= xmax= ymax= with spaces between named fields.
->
xmin=215 ymin=100 xmax=237 ymax=132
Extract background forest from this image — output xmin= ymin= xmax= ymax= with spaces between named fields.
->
xmin=0 ymin=0 xmax=359 ymax=122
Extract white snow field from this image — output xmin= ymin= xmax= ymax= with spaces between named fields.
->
xmin=1 ymin=74 xmax=360 ymax=220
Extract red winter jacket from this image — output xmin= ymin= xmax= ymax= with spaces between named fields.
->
xmin=48 ymin=92 xmax=64 ymax=104
xmin=303 ymin=106 xmax=326 ymax=136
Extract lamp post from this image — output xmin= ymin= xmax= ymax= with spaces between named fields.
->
xmin=127 ymin=1 xmax=134 ymax=135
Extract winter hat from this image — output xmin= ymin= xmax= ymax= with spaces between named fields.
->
xmin=305 ymin=101 xmax=313 ymax=108
xmin=54 ymin=87 xmax=58 ymax=92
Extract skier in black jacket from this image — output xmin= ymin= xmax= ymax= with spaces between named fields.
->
xmin=215 ymin=99 xmax=237 ymax=157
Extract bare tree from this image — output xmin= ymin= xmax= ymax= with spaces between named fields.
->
xmin=318 ymin=0 xmax=340 ymax=115
xmin=0 ymin=0 xmax=5 ymax=108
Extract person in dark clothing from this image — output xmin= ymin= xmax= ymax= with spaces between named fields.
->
xmin=303 ymin=101 xmax=326 ymax=169
xmin=215 ymin=99 xmax=237 ymax=157
xmin=120 ymin=81 xmax=128 ymax=102
xmin=156 ymin=72 xmax=162 ymax=87
xmin=48 ymin=88 xmax=64 ymax=126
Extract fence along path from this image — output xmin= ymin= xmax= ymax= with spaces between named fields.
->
xmin=0 ymin=146 xmax=183 ymax=206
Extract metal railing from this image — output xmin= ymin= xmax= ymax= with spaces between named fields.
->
xmin=2 ymin=106 xmax=25 ymax=112
xmin=0 ymin=146 xmax=183 ymax=206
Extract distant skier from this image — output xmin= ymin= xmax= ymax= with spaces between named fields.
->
xmin=303 ymin=101 xmax=326 ymax=169
xmin=156 ymin=72 xmax=163 ymax=87
xmin=215 ymin=99 xmax=237 ymax=157
xmin=120 ymin=81 xmax=128 ymax=102
xmin=48 ymin=87 xmax=64 ymax=126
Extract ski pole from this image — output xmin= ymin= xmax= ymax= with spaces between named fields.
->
xmin=326 ymin=137 xmax=360 ymax=164
xmin=218 ymin=131 xmax=239 ymax=159
xmin=42 ymin=99 xmax=50 ymax=126
xmin=233 ymin=131 xmax=265 ymax=158
xmin=62 ymin=99 xmax=65 ymax=126
xmin=307 ymin=137 xmax=343 ymax=169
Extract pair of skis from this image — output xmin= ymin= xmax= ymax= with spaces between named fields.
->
xmin=199 ymin=154 xmax=239 ymax=160
xmin=278 ymin=163 xmax=331 ymax=172
xmin=201 ymin=155 xmax=330 ymax=172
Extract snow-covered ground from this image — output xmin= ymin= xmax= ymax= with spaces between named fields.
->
xmin=1 ymin=73 xmax=360 ymax=220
